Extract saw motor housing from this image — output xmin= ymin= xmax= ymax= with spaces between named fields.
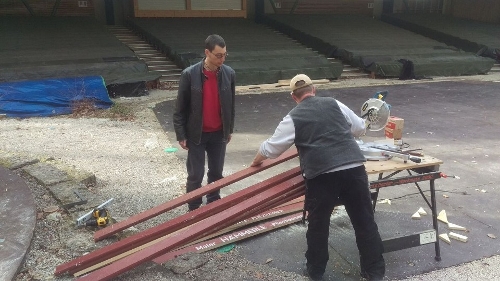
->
xmin=361 ymin=96 xmax=391 ymax=131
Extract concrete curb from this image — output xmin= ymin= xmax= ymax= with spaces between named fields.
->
xmin=0 ymin=150 xmax=99 ymax=280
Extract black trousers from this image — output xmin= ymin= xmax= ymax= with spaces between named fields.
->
xmin=186 ymin=130 xmax=226 ymax=210
xmin=304 ymin=165 xmax=385 ymax=279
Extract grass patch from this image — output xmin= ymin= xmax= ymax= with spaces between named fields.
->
xmin=69 ymin=99 xmax=135 ymax=121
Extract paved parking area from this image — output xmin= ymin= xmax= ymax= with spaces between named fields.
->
xmin=155 ymin=80 xmax=500 ymax=280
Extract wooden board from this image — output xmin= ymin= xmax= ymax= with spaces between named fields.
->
xmin=236 ymin=79 xmax=330 ymax=92
xmin=365 ymin=155 xmax=442 ymax=175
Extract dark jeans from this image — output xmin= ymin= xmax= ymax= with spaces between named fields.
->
xmin=304 ymin=165 xmax=385 ymax=279
xmin=186 ymin=130 xmax=226 ymax=210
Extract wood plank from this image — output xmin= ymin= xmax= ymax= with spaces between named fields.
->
xmin=93 ymin=148 xmax=298 ymax=241
xmin=364 ymin=155 xmax=442 ymax=175
xmin=56 ymin=165 xmax=302 ymax=276
xmin=76 ymin=177 xmax=305 ymax=280
xmin=369 ymin=172 xmax=442 ymax=190
xmin=236 ymin=79 xmax=330 ymax=91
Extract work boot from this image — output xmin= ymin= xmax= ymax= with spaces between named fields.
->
xmin=360 ymin=271 xmax=384 ymax=281
xmin=303 ymin=268 xmax=323 ymax=281
xmin=206 ymin=191 xmax=221 ymax=204
xmin=303 ymin=263 xmax=324 ymax=281
xmin=187 ymin=204 xmax=200 ymax=212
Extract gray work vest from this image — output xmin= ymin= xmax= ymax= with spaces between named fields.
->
xmin=289 ymin=96 xmax=365 ymax=179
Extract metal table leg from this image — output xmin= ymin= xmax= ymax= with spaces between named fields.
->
xmin=430 ymin=178 xmax=441 ymax=261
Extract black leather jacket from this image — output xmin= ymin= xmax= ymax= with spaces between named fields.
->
xmin=173 ymin=59 xmax=235 ymax=145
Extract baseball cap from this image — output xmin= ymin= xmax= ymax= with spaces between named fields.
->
xmin=290 ymin=74 xmax=313 ymax=91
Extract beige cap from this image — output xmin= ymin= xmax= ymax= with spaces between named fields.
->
xmin=290 ymin=74 xmax=313 ymax=91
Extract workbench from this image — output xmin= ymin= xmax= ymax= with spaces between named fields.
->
xmin=365 ymin=155 xmax=444 ymax=261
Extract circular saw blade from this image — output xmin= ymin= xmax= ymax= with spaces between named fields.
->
xmin=361 ymin=98 xmax=390 ymax=131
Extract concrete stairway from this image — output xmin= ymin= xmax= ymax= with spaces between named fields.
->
xmin=269 ymin=29 xmax=370 ymax=79
xmin=107 ymin=25 xmax=182 ymax=90
xmin=490 ymin=62 xmax=500 ymax=73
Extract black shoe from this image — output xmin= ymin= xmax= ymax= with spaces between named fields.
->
xmin=303 ymin=268 xmax=324 ymax=281
xmin=360 ymin=271 xmax=384 ymax=281
xmin=206 ymin=195 xmax=221 ymax=204
xmin=188 ymin=205 xmax=200 ymax=212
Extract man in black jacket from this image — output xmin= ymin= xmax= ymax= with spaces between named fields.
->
xmin=173 ymin=34 xmax=236 ymax=211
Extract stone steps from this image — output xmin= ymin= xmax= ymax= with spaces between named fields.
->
xmin=107 ymin=26 xmax=182 ymax=89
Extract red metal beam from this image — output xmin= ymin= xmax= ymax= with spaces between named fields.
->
xmin=55 ymin=166 xmax=302 ymax=276
xmin=73 ymin=199 xmax=305 ymax=277
xmin=77 ymin=177 xmax=305 ymax=280
xmin=94 ymin=148 xmax=298 ymax=241
xmin=189 ymin=196 xmax=305 ymax=244
xmin=153 ymin=209 xmax=305 ymax=264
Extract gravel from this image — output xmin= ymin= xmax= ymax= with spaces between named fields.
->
xmin=2 ymin=73 xmax=500 ymax=281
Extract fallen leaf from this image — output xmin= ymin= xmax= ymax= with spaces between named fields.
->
xmin=43 ymin=206 xmax=59 ymax=213
xmin=265 ymin=258 xmax=273 ymax=264
xmin=481 ymin=189 xmax=486 ymax=193
xmin=487 ymin=234 xmax=496 ymax=239
xmin=443 ymin=194 xmax=449 ymax=198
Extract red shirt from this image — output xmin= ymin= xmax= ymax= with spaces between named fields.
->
xmin=202 ymin=69 xmax=222 ymax=132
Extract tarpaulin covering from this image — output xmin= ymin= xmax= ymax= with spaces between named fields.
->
xmin=0 ymin=76 xmax=112 ymax=118
xmin=0 ymin=17 xmax=161 ymax=90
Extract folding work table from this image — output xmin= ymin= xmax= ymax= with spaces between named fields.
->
xmin=365 ymin=155 xmax=444 ymax=261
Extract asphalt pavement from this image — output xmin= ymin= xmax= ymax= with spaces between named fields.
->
xmin=155 ymin=80 xmax=500 ymax=280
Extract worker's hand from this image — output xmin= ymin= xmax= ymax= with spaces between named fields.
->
xmin=179 ymin=140 xmax=188 ymax=150
xmin=250 ymin=152 xmax=267 ymax=167
xmin=250 ymin=160 xmax=263 ymax=167
xmin=227 ymin=134 xmax=232 ymax=144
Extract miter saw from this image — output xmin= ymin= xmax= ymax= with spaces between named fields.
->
xmin=358 ymin=91 xmax=421 ymax=163
xmin=361 ymin=91 xmax=391 ymax=132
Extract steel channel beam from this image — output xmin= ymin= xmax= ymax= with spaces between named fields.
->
xmin=153 ymin=205 xmax=305 ymax=264
xmin=56 ymin=167 xmax=302 ymax=276
xmin=77 ymin=177 xmax=306 ymax=280
xmin=74 ymin=199 xmax=305 ymax=277
xmin=93 ymin=148 xmax=298 ymax=241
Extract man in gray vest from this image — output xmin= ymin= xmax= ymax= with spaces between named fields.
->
xmin=250 ymin=74 xmax=385 ymax=280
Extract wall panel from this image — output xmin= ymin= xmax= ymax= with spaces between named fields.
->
xmin=134 ymin=0 xmax=246 ymax=17
xmin=451 ymin=0 xmax=500 ymax=23
xmin=269 ymin=0 xmax=374 ymax=16
xmin=137 ymin=0 xmax=185 ymax=10
xmin=0 ymin=0 xmax=94 ymax=16
xmin=191 ymin=0 xmax=242 ymax=10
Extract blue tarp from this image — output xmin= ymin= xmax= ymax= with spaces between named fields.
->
xmin=0 ymin=76 xmax=112 ymax=118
